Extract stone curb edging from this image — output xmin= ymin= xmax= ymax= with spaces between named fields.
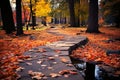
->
xmin=68 ymin=37 xmax=88 ymax=55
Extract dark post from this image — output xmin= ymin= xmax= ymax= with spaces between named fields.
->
xmin=85 ymin=61 xmax=95 ymax=80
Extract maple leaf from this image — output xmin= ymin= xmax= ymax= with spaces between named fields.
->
xmin=53 ymin=62 xmax=57 ymax=64
xmin=38 ymin=48 xmax=46 ymax=52
xmin=28 ymin=70 xmax=45 ymax=78
xmin=60 ymin=57 xmax=69 ymax=63
xmin=37 ymin=60 xmax=43 ymax=64
xmin=26 ymin=62 xmax=32 ymax=65
xmin=49 ymin=73 xmax=61 ymax=78
xmin=66 ymin=64 xmax=73 ymax=67
xmin=41 ymin=65 xmax=47 ymax=67
xmin=48 ymin=57 xmax=55 ymax=60
xmin=59 ymin=70 xmax=78 ymax=75
xmin=47 ymin=67 xmax=53 ymax=70
xmin=54 ymin=55 xmax=59 ymax=57
xmin=16 ymin=67 xmax=25 ymax=72
xmin=59 ymin=70 xmax=70 ymax=75
xmin=54 ymin=50 xmax=61 ymax=54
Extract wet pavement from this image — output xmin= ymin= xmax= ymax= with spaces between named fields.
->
xmin=17 ymin=28 xmax=87 ymax=80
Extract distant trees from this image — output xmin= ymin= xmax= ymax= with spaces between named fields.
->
xmin=67 ymin=0 xmax=89 ymax=27
xmin=101 ymin=0 xmax=120 ymax=27
xmin=68 ymin=0 xmax=89 ymax=27
xmin=0 ymin=0 xmax=16 ymax=34
xmin=56 ymin=0 xmax=69 ymax=24
xmin=50 ymin=0 xmax=69 ymax=24
xmin=1 ymin=0 xmax=119 ymax=35
xmin=80 ymin=0 xmax=89 ymax=26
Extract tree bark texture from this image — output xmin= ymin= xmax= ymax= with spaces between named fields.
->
xmin=0 ymin=0 xmax=16 ymax=34
xmin=75 ymin=0 xmax=80 ymax=27
xmin=16 ymin=0 xmax=23 ymax=35
xmin=86 ymin=0 xmax=100 ymax=33
xmin=30 ymin=0 xmax=36 ymax=29
xmin=68 ymin=0 xmax=76 ymax=27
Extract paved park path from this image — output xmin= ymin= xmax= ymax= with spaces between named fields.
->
xmin=17 ymin=28 xmax=87 ymax=80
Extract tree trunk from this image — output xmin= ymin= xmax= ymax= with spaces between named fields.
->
xmin=75 ymin=0 xmax=80 ymax=27
xmin=115 ymin=17 xmax=120 ymax=27
xmin=68 ymin=0 xmax=76 ymax=27
xmin=54 ymin=18 xmax=57 ymax=24
xmin=86 ymin=0 xmax=100 ymax=33
xmin=16 ymin=0 xmax=23 ymax=35
xmin=32 ymin=13 xmax=36 ymax=26
xmin=0 ymin=9 xmax=2 ymax=27
xmin=64 ymin=17 xmax=66 ymax=24
xmin=0 ymin=0 xmax=16 ymax=34
xmin=30 ymin=0 xmax=36 ymax=30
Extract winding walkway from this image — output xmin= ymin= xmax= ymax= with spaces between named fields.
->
xmin=17 ymin=28 xmax=87 ymax=80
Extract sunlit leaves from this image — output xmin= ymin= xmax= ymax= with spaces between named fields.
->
xmin=59 ymin=70 xmax=78 ymax=75
xmin=28 ymin=70 xmax=45 ymax=79
xmin=49 ymin=73 xmax=61 ymax=78
xmin=36 ymin=0 xmax=51 ymax=17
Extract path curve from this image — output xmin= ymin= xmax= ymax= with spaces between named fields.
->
xmin=17 ymin=28 xmax=87 ymax=80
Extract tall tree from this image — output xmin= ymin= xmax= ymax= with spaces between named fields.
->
xmin=112 ymin=0 xmax=120 ymax=27
xmin=74 ymin=0 xmax=80 ymax=27
xmin=22 ymin=0 xmax=31 ymax=30
xmin=68 ymin=0 xmax=76 ymax=27
xmin=16 ymin=0 xmax=23 ymax=35
xmin=86 ymin=0 xmax=100 ymax=33
xmin=0 ymin=0 xmax=16 ymax=34
xmin=30 ymin=0 xmax=36 ymax=30
xmin=0 ymin=9 xmax=2 ymax=26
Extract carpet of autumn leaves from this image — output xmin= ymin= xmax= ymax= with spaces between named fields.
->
xmin=0 ymin=26 xmax=120 ymax=79
xmin=0 ymin=28 xmax=63 ymax=79
xmin=58 ymin=27 xmax=120 ymax=68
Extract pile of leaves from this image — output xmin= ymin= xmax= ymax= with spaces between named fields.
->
xmin=0 ymin=29 xmax=63 ymax=79
xmin=58 ymin=27 xmax=120 ymax=68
